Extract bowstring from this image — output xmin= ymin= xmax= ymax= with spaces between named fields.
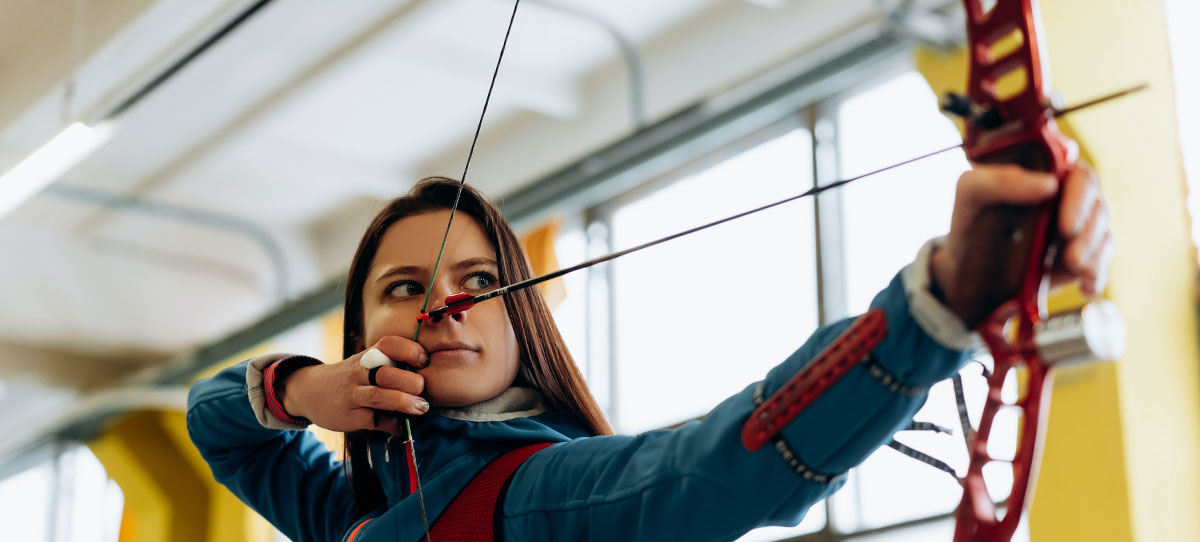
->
xmin=406 ymin=1 xmax=522 ymax=540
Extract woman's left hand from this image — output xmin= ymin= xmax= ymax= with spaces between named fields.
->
xmin=931 ymin=162 xmax=1114 ymax=325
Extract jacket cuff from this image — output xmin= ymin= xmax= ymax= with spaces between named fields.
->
xmin=247 ymin=354 xmax=315 ymax=431
xmin=900 ymin=236 xmax=982 ymax=352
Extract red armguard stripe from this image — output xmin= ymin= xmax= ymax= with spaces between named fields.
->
xmin=741 ymin=309 xmax=888 ymax=452
xmin=422 ymin=442 xmax=554 ymax=542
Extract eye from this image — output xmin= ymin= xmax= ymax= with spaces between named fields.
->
xmin=463 ymin=271 xmax=497 ymax=291
xmin=386 ymin=281 xmax=424 ymax=299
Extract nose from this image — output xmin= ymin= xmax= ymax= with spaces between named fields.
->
xmin=422 ymin=289 xmax=470 ymax=324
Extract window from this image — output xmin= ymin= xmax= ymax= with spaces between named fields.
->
xmin=608 ymin=125 xmax=819 ymax=435
xmin=1165 ymin=0 xmax=1200 ymax=258
xmin=828 ymin=70 xmax=972 ymax=530
xmin=544 ymin=120 xmax=828 ymax=537
xmin=0 ymin=445 xmax=123 ymax=542
xmin=544 ymin=62 xmax=1031 ymax=540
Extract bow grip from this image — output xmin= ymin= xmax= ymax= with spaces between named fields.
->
xmin=951 ymin=0 xmax=1078 ymax=327
xmin=943 ymin=142 xmax=1064 ymax=329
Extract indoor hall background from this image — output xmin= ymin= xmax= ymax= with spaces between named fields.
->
xmin=0 ymin=0 xmax=1197 ymax=541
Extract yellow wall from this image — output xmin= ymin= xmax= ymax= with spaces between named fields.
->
xmin=89 ymin=346 xmax=279 ymax=542
xmin=89 ymin=412 xmax=208 ymax=542
xmin=915 ymin=0 xmax=1200 ymax=540
xmin=89 ymin=410 xmax=278 ymax=542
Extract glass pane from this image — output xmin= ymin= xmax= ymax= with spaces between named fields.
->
xmin=0 ymin=461 xmax=52 ymax=541
xmin=551 ymin=223 xmax=589 ymax=376
xmin=1165 ymin=0 xmax=1200 ymax=259
xmin=834 ymin=379 xmax=970 ymax=529
xmin=610 ymin=126 xmax=823 ymax=537
xmin=838 ymin=70 xmax=969 ymax=314
xmin=736 ymin=505 xmax=826 ymax=541
xmin=0 ymin=445 xmax=123 ymax=542
xmin=610 ymin=128 xmax=819 ymax=436
xmin=832 ymin=70 xmax=973 ymax=529
xmin=64 ymin=446 xmax=124 ymax=542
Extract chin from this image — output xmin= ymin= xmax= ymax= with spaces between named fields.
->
xmin=422 ymin=366 xmax=511 ymax=407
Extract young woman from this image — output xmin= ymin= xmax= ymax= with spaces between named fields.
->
xmin=187 ymin=164 xmax=1112 ymax=541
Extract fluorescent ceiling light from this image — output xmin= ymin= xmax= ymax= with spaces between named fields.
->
xmin=0 ymin=121 xmax=112 ymax=219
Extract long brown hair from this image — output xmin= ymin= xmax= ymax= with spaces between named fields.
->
xmin=342 ymin=176 xmax=612 ymax=512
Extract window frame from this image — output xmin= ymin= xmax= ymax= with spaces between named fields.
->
xmin=594 ymin=112 xmax=815 ymax=434
xmin=549 ymin=52 xmax=990 ymax=541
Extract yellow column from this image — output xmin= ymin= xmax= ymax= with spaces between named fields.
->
xmin=1042 ymin=0 xmax=1200 ymax=539
xmin=88 ymin=411 xmax=208 ymax=542
xmin=159 ymin=411 xmax=276 ymax=542
xmin=521 ymin=217 xmax=566 ymax=310
xmin=310 ymin=310 xmax=347 ymax=458
xmin=91 ymin=409 xmax=277 ymax=542
xmin=914 ymin=1 xmax=1200 ymax=540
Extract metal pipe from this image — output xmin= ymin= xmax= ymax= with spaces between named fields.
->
xmin=45 ymin=183 xmax=288 ymax=302
xmin=523 ymin=0 xmax=649 ymax=129
xmin=100 ymin=0 xmax=277 ymax=121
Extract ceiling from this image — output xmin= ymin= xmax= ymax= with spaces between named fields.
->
xmin=0 ymin=0 xmax=957 ymax=461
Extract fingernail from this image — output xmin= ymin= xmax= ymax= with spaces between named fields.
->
xmin=415 ymin=400 xmax=430 ymax=414
xmin=1042 ymin=175 xmax=1058 ymax=192
xmin=420 ymin=353 xmax=430 ymax=368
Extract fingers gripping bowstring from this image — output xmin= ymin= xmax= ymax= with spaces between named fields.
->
xmin=404 ymin=2 xmax=522 ymax=540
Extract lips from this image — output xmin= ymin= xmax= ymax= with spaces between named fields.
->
xmin=426 ymin=341 xmax=479 ymax=361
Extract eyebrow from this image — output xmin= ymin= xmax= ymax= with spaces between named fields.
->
xmin=374 ymin=257 xmax=498 ymax=283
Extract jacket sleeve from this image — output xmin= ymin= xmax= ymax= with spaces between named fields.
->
xmin=187 ymin=356 xmax=363 ymax=542
xmin=500 ymin=245 xmax=974 ymax=541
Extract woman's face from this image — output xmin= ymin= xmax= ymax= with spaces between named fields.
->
xmin=361 ymin=210 xmax=520 ymax=407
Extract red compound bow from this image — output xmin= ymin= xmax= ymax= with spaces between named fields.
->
xmin=943 ymin=1 xmax=1124 ymax=540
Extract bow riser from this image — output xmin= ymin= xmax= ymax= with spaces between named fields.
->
xmin=952 ymin=1 xmax=1075 ymax=541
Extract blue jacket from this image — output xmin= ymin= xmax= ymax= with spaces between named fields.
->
xmin=187 ymin=269 xmax=971 ymax=541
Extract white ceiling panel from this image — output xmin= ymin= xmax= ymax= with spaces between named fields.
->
xmin=0 ymin=0 xmax=923 ymax=462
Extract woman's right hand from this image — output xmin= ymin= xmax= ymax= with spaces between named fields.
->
xmin=280 ymin=336 xmax=429 ymax=435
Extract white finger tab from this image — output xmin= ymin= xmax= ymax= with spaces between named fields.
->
xmin=359 ymin=348 xmax=392 ymax=369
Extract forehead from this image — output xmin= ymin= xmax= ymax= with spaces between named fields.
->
xmin=373 ymin=210 xmax=496 ymax=268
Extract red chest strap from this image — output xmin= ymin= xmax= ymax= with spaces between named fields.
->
xmin=421 ymin=442 xmax=554 ymax=542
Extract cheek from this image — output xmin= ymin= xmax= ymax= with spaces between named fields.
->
xmin=487 ymin=304 xmax=521 ymax=377
xmin=362 ymin=305 xmax=418 ymax=347
xmin=503 ymin=320 xmax=520 ymax=375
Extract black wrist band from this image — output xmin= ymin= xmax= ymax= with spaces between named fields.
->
xmin=271 ymin=355 xmax=323 ymax=411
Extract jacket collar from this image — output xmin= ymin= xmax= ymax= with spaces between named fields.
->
xmin=428 ymin=386 xmax=546 ymax=422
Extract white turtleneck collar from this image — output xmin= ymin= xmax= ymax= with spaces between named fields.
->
xmin=429 ymin=386 xmax=547 ymax=422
